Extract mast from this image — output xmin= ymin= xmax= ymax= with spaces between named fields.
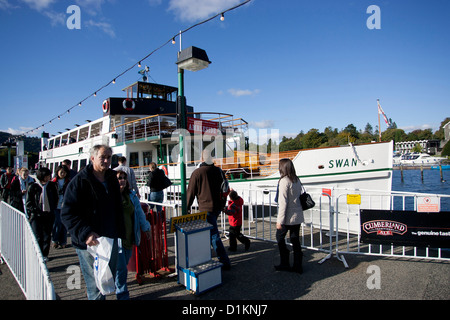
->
xmin=377 ymin=99 xmax=381 ymax=142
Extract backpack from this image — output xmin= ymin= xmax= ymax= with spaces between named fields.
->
xmin=219 ymin=168 xmax=230 ymax=202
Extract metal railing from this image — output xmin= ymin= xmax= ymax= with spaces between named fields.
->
xmin=0 ymin=201 xmax=56 ymax=300
xmin=215 ymin=188 xmax=450 ymax=264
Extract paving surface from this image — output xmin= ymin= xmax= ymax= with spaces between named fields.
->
xmin=1 ymin=233 xmax=449 ymax=304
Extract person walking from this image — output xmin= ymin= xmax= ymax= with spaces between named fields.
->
xmin=26 ymin=167 xmax=58 ymax=263
xmin=274 ymin=158 xmax=304 ymax=274
xmin=224 ymin=189 xmax=250 ymax=252
xmin=114 ymin=156 xmax=140 ymax=198
xmin=51 ymin=165 xmax=70 ymax=249
xmin=61 ymin=145 xmax=127 ymax=300
xmin=10 ymin=167 xmax=35 ymax=215
xmin=115 ymin=170 xmax=151 ymax=299
xmin=187 ymin=149 xmax=231 ymax=270
xmin=0 ymin=166 xmax=15 ymax=203
xmin=146 ymin=162 xmax=170 ymax=212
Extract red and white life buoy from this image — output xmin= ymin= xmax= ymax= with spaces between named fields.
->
xmin=122 ymin=98 xmax=135 ymax=111
xmin=102 ymin=100 xmax=109 ymax=113
xmin=159 ymin=165 xmax=168 ymax=177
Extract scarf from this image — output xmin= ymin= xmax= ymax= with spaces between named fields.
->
xmin=36 ymin=180 xmax=51 ymax=213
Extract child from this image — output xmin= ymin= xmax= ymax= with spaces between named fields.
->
xmin=224 ymin=190 xmax=250 ymax=252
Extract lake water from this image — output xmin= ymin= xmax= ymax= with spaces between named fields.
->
xmin=392 ymin=169 xmax=450 ymax=211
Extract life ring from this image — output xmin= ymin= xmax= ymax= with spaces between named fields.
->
xmin=102 ymin=100 xmax=109 ymax=113
xmin=159 ymin=165 xmax=168 ymax=177
xmin=122 ymin=98 xmax=135 ymax=111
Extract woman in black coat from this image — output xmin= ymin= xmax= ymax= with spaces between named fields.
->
xmin=10 ymin=167 xmax=35 ymax=215
xmin=26 ymin=167 xmax=58 ymax=262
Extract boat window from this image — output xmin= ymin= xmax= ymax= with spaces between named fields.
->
xmin=72 ymin=160 xmax=79 ymax=172
xmin=48 ymin=139 xmax=54 ymax=149
xmin=129 ymin=152 xmax=139 ymax=167
xmin=143 ymin=151 xmax=152 ymax=166
xmin=80 ymin=159 xmax=87 ymax=171
xmin=79 ymin=127 xmax=89 ymax=142
xmin=61 ymin=134 xmax=69 ymax=146
xmin=69 ymin=131 xmax=77 ymax=144
xmin=90 ymin=122 xmax=102 ymax=138
xmin=168 ymin=144 xmax=179 ymax=164
xmin=54 ymin=137 xmax=60 ymax=148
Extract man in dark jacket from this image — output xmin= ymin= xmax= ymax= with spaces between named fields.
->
xmin=187 ymin=149 xmax=231 ymax=270
xmin=61 ymin=145 xmax=126 ymax=300
xmin=26 ymin=167 xmax=58 ymax=262
xmin=146 ymin=162 xmax=170 ymax=212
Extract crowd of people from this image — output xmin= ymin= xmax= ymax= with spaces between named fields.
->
xmin=1 ymin=144 xmax=305 ymax=300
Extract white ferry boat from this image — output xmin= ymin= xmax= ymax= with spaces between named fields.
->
xmin=39 ymin=80 xmax=394 ymax=232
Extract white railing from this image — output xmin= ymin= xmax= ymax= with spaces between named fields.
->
xmin=216 ymin=188 xmax=450 ymax=264
xmin=0 ymin=202 xmax=56 ymax=300
xmin=140 ymin=184 xmax=450 ymax=264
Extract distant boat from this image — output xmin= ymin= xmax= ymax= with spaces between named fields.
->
xmin=431 ymin=164 xmax=450 ymax=170
xmin=394 ymin=153 xmax=446 ymax=166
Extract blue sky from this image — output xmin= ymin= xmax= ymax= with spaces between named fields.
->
xmin=1 ymin=0 xmax=449 ymax=142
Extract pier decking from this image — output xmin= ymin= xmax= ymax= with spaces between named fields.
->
xmin=7 ymin=232 xmax=445 ymax=301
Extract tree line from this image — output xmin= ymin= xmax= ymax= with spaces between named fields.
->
xmin=278 ymin=117 xmax=450 ymax=152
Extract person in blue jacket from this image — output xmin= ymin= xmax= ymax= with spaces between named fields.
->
xmin=115 ymin=169 xmax=151 ymax=299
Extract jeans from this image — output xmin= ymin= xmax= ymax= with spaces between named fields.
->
xmin=148 ymin=190 xmax=164 ymax=212
xmin=76 ymin=238 xmax=130 ymax=300
xmin=115 ymin=246 xmax=132 ymax=300
xmin=207 ymin=211 xmax=231 ymax=267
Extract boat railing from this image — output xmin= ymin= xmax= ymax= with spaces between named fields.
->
xmin=112 ymin=112 xmax=249 ymax=144
xmin=132 ymin=149 xmax=300 ymax=184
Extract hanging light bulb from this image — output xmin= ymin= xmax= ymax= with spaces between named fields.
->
xmin=220 ymin=13 xmax=225 ymax=21
xmin=94 ymin=92 xmax=97 ymax=97
xmin=112 ymin=79 xmax=116 ymax=84
xmin=138 ymin=61 xmax=141 ymax=68
xmin=172 ymin=37 xmax=176 ymax=44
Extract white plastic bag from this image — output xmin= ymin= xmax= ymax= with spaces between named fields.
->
xmin=87 ymin=237 xmax=115 ymax=295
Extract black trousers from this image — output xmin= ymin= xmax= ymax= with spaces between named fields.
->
xmin=228 ymin=225 xmax=250 ymax=250
xmin=275 ymin=224 xmax=302 ymax=268
xmin=30 ymin=212 xmax=55 ymax=258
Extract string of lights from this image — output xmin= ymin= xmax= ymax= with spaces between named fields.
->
xmin=21 ymin=0 xmax=252 ymax=137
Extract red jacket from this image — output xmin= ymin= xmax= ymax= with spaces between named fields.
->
xmin=224 ymin=196 xmax=244 ymax=227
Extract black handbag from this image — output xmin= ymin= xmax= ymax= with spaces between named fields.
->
xmin=300 ymin=184 xmax=315 ymax=210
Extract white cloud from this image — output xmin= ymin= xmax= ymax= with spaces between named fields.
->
xmin=42 ymin=10 xmax=65 ymax=26
xmin=399 ymin=124 xmax=436 ymax=133
xmin=75 ymin=0 xmax=105 ymax=16
xmin=228 ymin=88 xmax=260 ymax=97
xmin=249 ymin=120 xmax=274 ymax=129
xmin=85 ymin=19 xmax=116 ymax=38
xmin=168 ymin=0 xmax=241 ymax=22
xmin=2 ymin=127 xmax=35 ymax=135
xmin=20 ymin=0 xmax=55 ymax=11
xmin=0 ymin=0 xmax=19 ymax=10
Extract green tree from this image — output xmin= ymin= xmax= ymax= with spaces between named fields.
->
xmin=442 ymin=140 xmax=450 ymax=157
xmin=302 ymin=129 xmax=326 ymax=149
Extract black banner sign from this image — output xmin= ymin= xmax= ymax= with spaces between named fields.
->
xmin=360 ymin=209 xmax=450 ymax=248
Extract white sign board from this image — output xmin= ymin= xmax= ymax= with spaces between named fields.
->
xmin=417 ymin=196 xmax=440 ymax=212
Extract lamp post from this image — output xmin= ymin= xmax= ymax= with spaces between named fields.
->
xmin=176 ymin=46 xmax=211 ymax=215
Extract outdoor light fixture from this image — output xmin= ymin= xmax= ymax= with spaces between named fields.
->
xmin=176 ymin=46 xmax=211 ymax=72
xmin=176 ymin=46 xmax=211 ymax=215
